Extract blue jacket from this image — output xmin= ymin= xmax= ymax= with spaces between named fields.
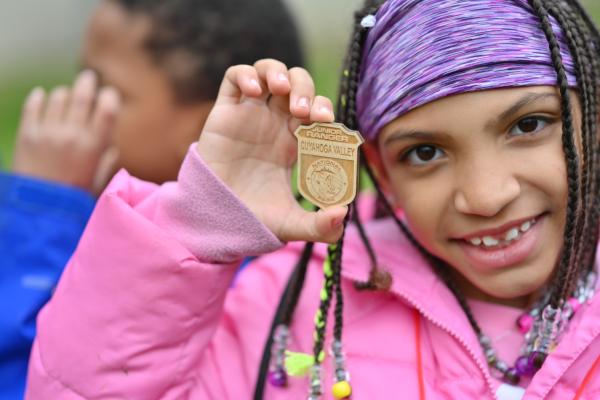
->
xmin=0 ymin=173 xmax=95 ymax=400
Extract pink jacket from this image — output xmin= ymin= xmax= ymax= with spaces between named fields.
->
xmin=26 ymin=148 xmax=600 ymax=400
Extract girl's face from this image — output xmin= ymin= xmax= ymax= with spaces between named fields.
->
xmin=377 ymin=86 xmax=580 ymax=307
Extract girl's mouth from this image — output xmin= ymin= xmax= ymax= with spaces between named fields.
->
xmin=454 ymin=214 xmax=546 ymax=271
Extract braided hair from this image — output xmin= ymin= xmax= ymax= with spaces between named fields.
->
xmin=341 ymin=0 xmax=600 ymax=332
xmin=528 ymin=0 xmax=599 ymax=308
xmin=255 ymin=0 xmax=600 ymax=397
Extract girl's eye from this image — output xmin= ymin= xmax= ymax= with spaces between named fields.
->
xmin=510 ymin=116 xmax=550 ymax=136
xmin=403 ymin=145 xmax=444 ymax=166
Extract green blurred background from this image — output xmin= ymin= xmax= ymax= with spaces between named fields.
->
xmin=1 ymin=0 xmax=599 ymax=169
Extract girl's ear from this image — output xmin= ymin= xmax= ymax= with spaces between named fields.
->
xmin=363 ymin=141 xmax=394 ymax=202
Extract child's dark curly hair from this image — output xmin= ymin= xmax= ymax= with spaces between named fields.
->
xmin=112 ymin=0 xmax=305 ymax=103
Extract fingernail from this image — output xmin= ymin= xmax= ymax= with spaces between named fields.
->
xmin=332 ymin=216 xmax=345 ymax=228
xmin=319 ymin=106 xmax=333 ymax=116
xmin=249 ymin=78 xmax=261 ymax=89
xmin=29 ymin=87 xmax=44 ymax=99
xmin=297 ymin=96 xmax=309 ymax=109
xmin=277 ymin=72 xmax=288 ymax=83
xmin=79 ymin=69 xmax=95 ymax=82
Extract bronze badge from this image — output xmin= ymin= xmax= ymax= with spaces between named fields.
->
xmin=294 ymin=122 xmax=364 ymax=209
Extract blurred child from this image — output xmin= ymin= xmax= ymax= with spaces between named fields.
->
xmin=0 ymin=0 xmax=303 ymax=398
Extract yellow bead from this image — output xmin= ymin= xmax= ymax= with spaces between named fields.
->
xmin=332 ymin=380 xmax=352 ymax=399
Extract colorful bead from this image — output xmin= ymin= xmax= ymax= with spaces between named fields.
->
xmin=269 ymin=324 xmax=289 ymax=387
xmin=309 ymin=364 xmax=323 ymax=398
xmin=268 ymin=370 xmax=287 ymax=387
xmin=495 ymin=360 xmax=508 ymax=374
xmin=285 ymin=351 xmax=315 ymax=377
xmin=515 ymin=355 xmax=533 ymax=376
xmin=503 ymin=367 xmax=521 ymax=385
xmin=567 ymin=297 xmax=581 ymax=313
xmin=516 ymin=314 xmax=533 ymax=334
xmin=528 ymin=351 xmax=547 ymax=370
xmin=332 ymin=339 xmax=349 ymax=382
xmin=482 ymin=271 xmax=597 ymax=382
xmin=332 ymin=380 xmax=352 ymax=399
xmin=484 ymin=347 xmax=497 ymax=365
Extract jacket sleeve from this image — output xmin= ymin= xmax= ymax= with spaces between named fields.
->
xmin=0 ymin=173 xmax=95 ymax=400
xmin=25 ymin=147 xmax=283 ymax=400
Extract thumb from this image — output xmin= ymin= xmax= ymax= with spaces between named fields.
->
xmin=280 ymin=205 xmax=348 ymax=243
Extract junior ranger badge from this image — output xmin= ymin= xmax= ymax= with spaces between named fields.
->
xmin=294 ymin=122 xmax=364 ymax=209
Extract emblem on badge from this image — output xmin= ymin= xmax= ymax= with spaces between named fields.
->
xmin=294 ymin=122 xmax=364 ymax=209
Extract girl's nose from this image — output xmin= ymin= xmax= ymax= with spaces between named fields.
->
xmin=453 ymin=158 xmax=521 ymax=217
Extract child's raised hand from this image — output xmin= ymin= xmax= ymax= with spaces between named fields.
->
xmin=12 ymin=70 xmax=120 ymax=195
xmin=198 ymin=59 xmax=347 ymax=244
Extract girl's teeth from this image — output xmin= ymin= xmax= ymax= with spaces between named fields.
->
xmin=482 ymin=236 xmax=499 ymax=247
xmin=470 ymin=238 xmax=482 ymax=246
xmin=505 ymin=228 xmax=519 ymax=241
xmin=520 ymin=221 xmax=532 ymax=232
xmin=466 ymin=218 xmax=536 ymax=247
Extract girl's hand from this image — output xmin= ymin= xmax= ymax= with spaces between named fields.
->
xmin=197 ymin=59 xmax=347 ymax=243
xmin=12 ymin=70 xmax=120 ymax=195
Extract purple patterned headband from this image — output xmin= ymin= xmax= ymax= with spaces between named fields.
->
xmin=356 ymin=0 xmax=577 ymax=141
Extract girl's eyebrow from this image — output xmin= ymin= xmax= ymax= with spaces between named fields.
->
xmin=383 ymin=130 xmax=441 ymax=145
xmin=488 ymin=92 xmax=558 ymax=129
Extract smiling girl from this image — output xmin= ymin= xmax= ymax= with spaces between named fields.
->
xmin=25 ymin=0 xmax=600 ymax=399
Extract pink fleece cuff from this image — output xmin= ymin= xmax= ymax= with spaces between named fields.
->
xmin=151 ymin=145 xmax=283 ymax=263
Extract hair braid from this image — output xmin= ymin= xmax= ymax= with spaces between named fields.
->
xmin=311 ymin=246 xmax=337 ymax=365
xmin=253 ymin=242 xmax=314 ymax=400
xmin=336 ymin=3 xmax=390 ymax=291
xmin=309 ymin=0 xmax=384 ymax=376
xmin=528 ymin=0 xmax=581 ymax=308
xmin=352 ymin=207 xmax=377 ymax=266
xmin=565 ymin=1 xmax=600 ymax=271
xmin=569 ymin=0 xmax=600 ymax=45
xmin=332 ymin=212 xmax=351 ymax=343
xmin=558 ymin=1 xmax=599 ymax=282
xmin=282 ymin=243 xmax=315 ymax=325
xmin=337 ymin=2 xmax=382 ymax=128
xmin=545 ymin=1 xmax=595 ymax=298
xmin=560 ymin=0 xmax=600 ymax=277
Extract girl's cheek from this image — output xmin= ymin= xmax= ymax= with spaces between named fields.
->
xmin=390 ymin=167 xmax=456 ymax=255
xmin=397 ymin=191 xmax=440 ymax=250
